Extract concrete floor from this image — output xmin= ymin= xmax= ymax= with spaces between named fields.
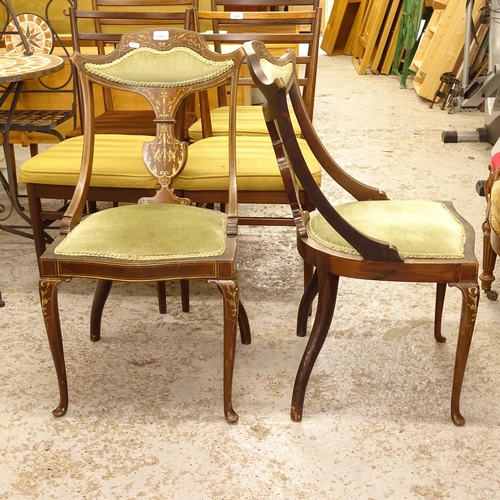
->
xmin=1 ymin=53 xmax=499 ymax=499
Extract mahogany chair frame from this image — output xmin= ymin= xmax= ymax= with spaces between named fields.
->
xmin=245 ymin=39 xmax=480 ymax=426
xmin=38 ymin=28 xmax=249 ymax=422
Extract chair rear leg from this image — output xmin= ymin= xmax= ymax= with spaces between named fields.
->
xmin=448 ymin=282 xmax=479 ymax=426
xmin=215 ymin=279 xmax=239 ymax=423
xmin=291 ymin=261 xmax=339 ymax=422
xmin=39 ymin=278 xmax=68 ymax=417
xmin=434 ymin=282 xmax=447 ymax=343
xmin=238 ymin=300 xmax=251 ymax=345
xmin=297 ymin=269 xmax=318 ymax=337
xmin=90 ymin=279 xmax=113 ymax=342
xmin=180 ymin=279 xmax=189 ymax=312
xmin=157 ymin=281 xmax=167 ymax=314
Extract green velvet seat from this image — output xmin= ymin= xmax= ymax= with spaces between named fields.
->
xmin=55 ymin=204 xmax=226 ymax=260
xmin=308 ymin=200 xmax=465 ymax=259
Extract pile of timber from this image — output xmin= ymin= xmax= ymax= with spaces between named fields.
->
xmin=321 ymin=0 xmax=489 ymax=104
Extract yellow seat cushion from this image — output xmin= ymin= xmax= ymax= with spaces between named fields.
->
xmin=173 ymin=135 xmax=321 ymax=191
xmin=54 ymin=204 xmax=227 ymax=260
xmin=308 ymin=200 xmax=466 ymax=259
xmin=490 ymin=181 xmax=500 ymax=236
xmin=188 ymin=105 xmax=301 ymax=142
xmin=19 ymin=134 xmax=159 ymax=189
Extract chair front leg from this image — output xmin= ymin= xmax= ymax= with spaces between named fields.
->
xmin=448 ymin=282 xmax=479 ymax=426
xmin=291 ymin=258 xmax=338 ymax=423
xmin=39 ymin=278 xmax=68 ymax=417
xmin=215 ymin=279 xmax=240 ymax=423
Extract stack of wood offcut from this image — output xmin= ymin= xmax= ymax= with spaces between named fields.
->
xmin=321 ymin=0 xmax=402 ymax=75
xmin=321 ymin=0 xmax=489 ymax=105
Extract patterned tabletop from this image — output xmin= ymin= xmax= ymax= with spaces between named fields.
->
xmin=0 ymin=52 xmax=64 ymax=84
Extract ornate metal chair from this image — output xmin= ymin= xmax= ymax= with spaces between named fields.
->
xmin=245 ymin=39 xmax=480 ymax=425
xmin=38 ymin=28 xmax=249 ymax=422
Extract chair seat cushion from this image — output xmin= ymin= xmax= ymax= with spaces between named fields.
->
xmin=188 ymin=105 xmax=301 ymax=142
xmin=490 ymin=181 xmax=500 ymax=236
xmin=308 ymin=200 xmax=466 ymax=259
xmin=19 ymin=134 xmax=160 ymax=189
xmin=173 ymin=135 xmax=321 ymax=191
xmin=54 ymin=204 xmax=227 ymax=260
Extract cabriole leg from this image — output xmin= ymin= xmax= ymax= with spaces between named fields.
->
xmin=215 ymin=280 xmax=240 ymax=423
xmin=297 ymin=269 xmax=318 ymax=337
xmin=291 ymin=258 xmax=338 ymax=422
xmin=40 ymin=278 xmax=68 ymax=417
xmin=448 ymin=282 xmax=479 ymax=426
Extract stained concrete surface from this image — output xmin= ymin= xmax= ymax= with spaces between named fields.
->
xmin=0 ymin=53 xmax=499 ymax=499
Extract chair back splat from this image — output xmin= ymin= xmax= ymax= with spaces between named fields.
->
xmin=37 ymin=29 xmax=248 ymax=423
xmin=244 ymin=39 xmax=480 ymax=426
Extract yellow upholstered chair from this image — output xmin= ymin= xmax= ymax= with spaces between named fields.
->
xmin=479 ymin=156 xmax=500 ymax=300
xmin=188 ymin=0 xmax=320 ymax=141
xmin=245 ymin=39 xmax=479 ymax=425
xmin=36 ymin=28 xmax=249 ymax=422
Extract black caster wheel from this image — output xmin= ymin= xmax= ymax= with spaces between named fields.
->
xmin=486 ymin=289 xmax=498 ymax=301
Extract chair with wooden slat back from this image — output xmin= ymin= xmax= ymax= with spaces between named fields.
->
xmin=173 ymin=5 xmax=321 ymax=289
xmin=188 ymin=0 xmax=320 ymax=141
xmin=37 ymin=27 xmax=250 ymax=422
xmin=66 ymin=0 xmax=198 ymax=139
xmin=244 ymin=39 xmax=480 ymax=425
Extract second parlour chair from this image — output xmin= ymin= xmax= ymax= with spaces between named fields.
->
xmin=245 ymin=40 xmax=479 ymax=425
xmin=37 ymin=28 xmax=249 ymax=422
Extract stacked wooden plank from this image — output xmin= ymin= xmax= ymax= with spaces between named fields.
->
xmin=409 ymin=0 xmax=485 ymax=100
xmin=321 ymin=0 xmax=403 ymax=74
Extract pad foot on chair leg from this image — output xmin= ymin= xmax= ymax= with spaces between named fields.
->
xmin=224 ymin=405 xmax=239 ymax=424
xmin=52 ymin=404 xmax=67 ymax=418
xmin=451 ymin=409 xmax=465 ymax=427
xmin=290 ymin=406 xmax=302 ymax=422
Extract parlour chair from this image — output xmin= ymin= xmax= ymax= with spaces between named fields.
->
xmin=38 ymin=28 xmax=249 ymax=422
xmin=66 ymin=0 xmax=198 ymax=139
xmin=245 ymin=39 xmax=480 ymax=425
xmin=188 ymin=0 xmax=320 ymax=141
xmin=479 ymin=154 xmax=500 ymax=300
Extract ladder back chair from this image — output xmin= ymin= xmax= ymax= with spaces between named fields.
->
xmin=174 ymin=7 xmax=321 ymax=234
xmin=189 ymin=0 xmax=320 ymax=141
xmin=245 ymin=39 xmax=479 ymax=425
xmin=67 ymin=0 xmax=198 ymax=139
xmin=38 ymin=28 xmax=249 ymax=423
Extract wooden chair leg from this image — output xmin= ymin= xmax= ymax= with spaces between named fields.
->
xmin=291 ymin=258 xmax=339 ymax=422
xmin=180 ymin=279 xmax=189 ymax=312
xmin=434 ymin=282 xmax=447 ymax=343
xmin=26 ymin=185 xmax=47 ymax=272
xmin=297 ymin=269 xmax=318 ymax=337
xmin=90 ymin=279 xmax=113 ymax=342
xmin=39 ymin=278 xmax=68 ymax=417
xmin=480 ymin=215 xmax=498 ymax=299
xmin=448 ymin=282 xmax=479 ymax=426
xmin=238 ymin=300 xmax=251 ymax=345
xmin=216 ymin=279 xmax=239 ymax=423
xmin=157 ymin=281 xmax=167 ymax=314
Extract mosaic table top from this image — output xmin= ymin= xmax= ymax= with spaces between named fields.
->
xmin=0 ymin=52 xmax=64 ymax=83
